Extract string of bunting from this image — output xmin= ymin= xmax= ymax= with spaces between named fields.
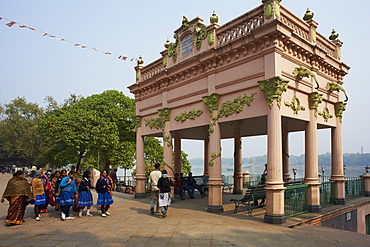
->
xmin=0 ymin=16 xmax=137 ymax=62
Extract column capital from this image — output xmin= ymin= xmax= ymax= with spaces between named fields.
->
xmin=258 ymin=76 xmax=289 ymax=109
xmin=334 ymin=101 xmax=347 ymax=123
xmin=308 ymin=92 xmax=323 ymax=117
xmin=135 ymin=115 xmax=142 ymax=128
xmin=158 ymin=108 xmax=171 ymax=122
xmin=202 ymin=93 xmax=221 ymax=112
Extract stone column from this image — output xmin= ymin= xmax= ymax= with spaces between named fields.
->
xmin=305 ymin=92 xmax=322 ymax=212
xmin=135 ymin=116 xmax=146 ymax=198
xmin=331 ymin=118 xmax=346 ymax=205
xmin=360 ymin=173 xmax=370 ymax=197
xmin=258 ymin=76 xmax=288 ymax=224
xmin=232 ymin=121 xmax=243 ymax=194
xmin=204 ymin=129 xmax=210 ymax=177
xmin=174 ymin=132 xmax=182 ymax=174
xmin=282 ymin=123 xmax=291 ymax=182
xmin=203 ymin=93 xmax=223 ymax=213
xmin=158 ymin=108 xmax=174 ymax=200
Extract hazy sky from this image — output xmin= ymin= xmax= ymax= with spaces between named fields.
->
xmin=1 ymin=0 xmax=368 ymax=159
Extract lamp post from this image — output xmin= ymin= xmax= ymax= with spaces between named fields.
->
xmin=365 ymin=165 xmax=370 ymax=174
xmin=321 ymin=166 xmax=325 ymax=182
xmin=292 ymin=167 xmax=297 ymax=182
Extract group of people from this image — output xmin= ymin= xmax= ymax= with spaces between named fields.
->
xmin=1 ymin=168 xmax=115 ymax=226
xmin=148 ymin=163 xmax=206 ymax=218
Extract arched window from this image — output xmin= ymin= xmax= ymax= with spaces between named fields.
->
xmin=181 ymin=34 xmax=193 ymax=57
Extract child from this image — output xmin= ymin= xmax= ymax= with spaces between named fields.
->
xmin=96 ymin=170 xmax=114 ymax=217
xmin=78 ymin=170 xmax=94 ymax=217
xmin=157 ymin=170 xmax=173 ymax=218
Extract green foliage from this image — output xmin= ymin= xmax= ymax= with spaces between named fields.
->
xmin=0 ymin=97 xmax=44 ymax=166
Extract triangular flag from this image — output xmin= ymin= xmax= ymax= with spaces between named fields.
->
xmin=6 ymin=21 xmax=16 ymax=27
xmin=28 ymin=27 xmax=36 ymax=30
xmin=74 ymin=44 xmax=80 ymax=46
xmin=0 ymin=17 xmax=3 ymax=20
xmin=19 ymin=25 xmax=27 ymax=28
xmin=130 ymin=58 xmax=134 ymax=61
xmin=41 ymin=33 xmax=48 ymax=36
xmin=81 ymin=46 xmax=87 ymax=48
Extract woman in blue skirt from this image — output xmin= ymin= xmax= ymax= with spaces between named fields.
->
xmin=59 ymin=170 xmax=77 ymax=220
xmin=78 ymin=170 xmax=94 ymax=217
xmin=31 ymin=170 xmax=46 ymax=221
xmin=96 ymin=170 xmax=114 ymax=217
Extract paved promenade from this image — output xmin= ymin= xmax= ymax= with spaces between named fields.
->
xmin=0 ymin=173 xmax=369 ymax=246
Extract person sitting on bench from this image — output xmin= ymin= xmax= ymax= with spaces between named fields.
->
xmin=187 ymin=172 xmax=205 ymax=198
xmin=180 ymin=173 xmax=194 ymax=199
xmin=174 ymin=173 xmax=185 ymax=200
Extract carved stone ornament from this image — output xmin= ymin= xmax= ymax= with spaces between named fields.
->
xmin=308 ymin=92 xmax=323 ymax=117
xmin=162 ymin=56 xmax=167 ymax=68
xmin=136 ymin=70 xmax=140 ymax=82
xmin=193 ymin=21 xmax=208 ymax=50
xmin=318 ymin=107 xmax=333 ymax=122
xmin=258 ymin=76 xmax=289 ymax=109
xmin=334 ymin=102 xmax=347 ymax=123
xmin=303 ymin=8 xmax=314 ymax=21
xmin=218 ymin=93 xmax=256 ymax=118
xmin=293 ymin=66 xmax=320 ymax=89
xmin=158 ymin=108 xmax=171 ymax=122
xmin=326 ymin=82 xmax=348 ymax=102
xmin=181 ymin=16 xmax=190 ymax=33
xmin=210 ymin=11 xmax=219 ymax=24
xmin=202 ymin=93 xmax=221 ymax=112
xmin=263 ymin=0 xmax=281 ymax=19
xmin=208 ymin=31 xmax=215 ymax=46
xmin=175 ymin=109 xmax=203 ymax=122
xmin=135 ymin=115 xmax=142 ymax=128
xmin=311 ymin=27 xmax=317 ymax=43
xmin=284 ymin=96 xmax=306 ymax=115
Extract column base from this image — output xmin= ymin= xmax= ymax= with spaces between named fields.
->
xmin=336 ymin=198 xmax=346 ymax=205
xmin=308 ymin=205 xmax=322 ymax=213
xmin=365 ymin=191 xmax=370 ymax=197
xmin=233 ymin=189 xmax=243 ymax=195
xmin=264 ymin=213 xmax=286 ymax=224
xmin=134 ymin=193 xmax=146 ymax=199
xmin=207 ymin=205 xmax=224 ymax=213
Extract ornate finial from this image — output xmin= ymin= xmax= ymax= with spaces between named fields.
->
xmin=329 ymin=29 xmax=339 ymax=41
xmin=137 ymin=56 xmax=144 ymax=65
xmin=303 ymin=8 xmax=314 ymax=21
xmin=210 ymin=11 xmax=219 ymax=24
xmin=164 ymin=39 xmax=170 ymax=49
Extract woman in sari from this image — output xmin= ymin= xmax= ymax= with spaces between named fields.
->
xmin=1 ymin=170 xmax=33 ymax=226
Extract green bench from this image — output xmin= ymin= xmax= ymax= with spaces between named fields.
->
xmin=230 ymin=185 xmax=266 ymax=216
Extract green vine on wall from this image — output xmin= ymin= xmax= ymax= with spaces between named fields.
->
xmin=174 ymin=109 xmax=203 ymax=122
xmin=218 ymin=93 xmax=256 ymax=118
xmin=209 ymin=148 xmax=222 ymax=166
xmin=318 ymin=107 xmax=333 ymax=122
xmin=284 ymin=96 xmax=306 ymax=115
xmin=144 ymin=117 xmax=164 ymax=130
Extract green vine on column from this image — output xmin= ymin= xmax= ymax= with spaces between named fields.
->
xmin=334 ymin=102 xmax=347 ymax=123
xmin=209 ymin=148 xmax=222 ymax=166
xmin=318 ymin=107 xmax=333 ymax=122
xmin=174 ymin=109 xmax=203 ymax=122
xmin=284 ymin=96 xmax=306 ymax=115
xmin=218 ymin=93 xmax=256 ymax=118
xmin=202 ymin=93 xmax=221 ymax=133
xmin=258 ymin=76 xmax=289 ymax=109
xmin=308 ymin=92 xmax=323 ymax=118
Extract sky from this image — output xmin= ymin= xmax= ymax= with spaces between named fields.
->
xmin=1 ymin=0 xmax=369 ymax=160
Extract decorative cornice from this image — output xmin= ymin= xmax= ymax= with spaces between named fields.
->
xmin=258 ymin=76 xmax=289 ymax=109
xmin=318 ymin=107 xmax=333 ymax=122
xmin=334 ymin=102 xmax=347 ymax=123
xmin=284 ymin=96 xmax=305 ymax=115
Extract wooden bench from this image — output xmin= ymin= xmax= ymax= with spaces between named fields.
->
xmin=230 ymin=185 xmax=266 ymax=216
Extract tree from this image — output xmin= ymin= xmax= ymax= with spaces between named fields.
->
xmin=39 ymin=90 xmax=137 ymax=170
xmin=0 ymin=97 xmax=44 ymax=166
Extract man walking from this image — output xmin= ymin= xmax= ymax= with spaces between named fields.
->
xmin=148 ymin=163 xmax=161 ymax=214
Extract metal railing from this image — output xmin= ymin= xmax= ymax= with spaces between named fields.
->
xmin=320 ymin=181 xmax=336 ymax=207
xmin=284 ymin=184 xmax=309 ymax=217
xmin=345 ymin=178 xmax=365 ymax=200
